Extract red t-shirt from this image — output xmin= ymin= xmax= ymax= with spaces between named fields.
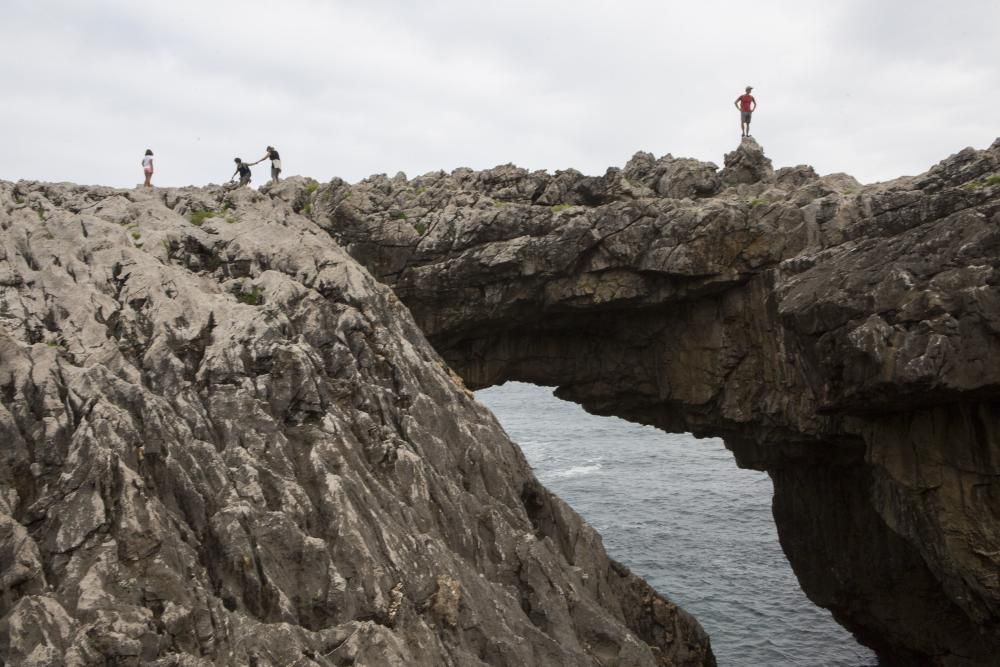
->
xmin=738 ymin=94 xmax=755 ymax=112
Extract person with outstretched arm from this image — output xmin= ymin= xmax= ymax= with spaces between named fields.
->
xmin=735 ymin=86 xmax=757 ymax=138
xmin=251 ymin=146 xmax=282 ymax=184
xmin=231 ymin=158 xmax=252 ymax=187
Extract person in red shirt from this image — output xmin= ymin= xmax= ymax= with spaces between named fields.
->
xmin=734 ymin=86 xmax=757 ymax=138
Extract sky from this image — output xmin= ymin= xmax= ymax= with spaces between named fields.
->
xmin=2 ymin=0 xmax=998 ymax=188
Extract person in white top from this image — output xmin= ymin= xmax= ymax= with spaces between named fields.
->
xmin=142 ymin=149 xmax=154 ymax=188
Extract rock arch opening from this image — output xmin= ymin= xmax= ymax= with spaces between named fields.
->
xmin=315 ymin=138 xmax=1000 ymax=664
xmin=477 ymin=381 xmax=876 ymax=667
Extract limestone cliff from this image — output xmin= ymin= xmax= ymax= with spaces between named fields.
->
xmin=313 ymin=138 xmax=1000 ymax=666
xmin=0 ymin=181 xmax=714 ymax=665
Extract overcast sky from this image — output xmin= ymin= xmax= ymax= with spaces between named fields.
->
xmin=2 ymin=0 xmax=998 ymax=188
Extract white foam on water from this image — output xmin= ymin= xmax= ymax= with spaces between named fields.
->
xmin=545 ymin=462 xmax=603 ymax=480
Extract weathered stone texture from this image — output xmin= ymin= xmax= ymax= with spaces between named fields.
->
xmin=0 ymin=180 xmax=714 ymax=665
xmin=315 ymin=139 xmax=1000 ymax=666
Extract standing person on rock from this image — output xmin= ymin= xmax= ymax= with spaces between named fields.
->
xmin=142 ymin=149 xmax=154 ymax=188
xmin=735 ymin=86 xmax=757 ymax=138
xmin=252 ymin=146 xmax=282 ymax=184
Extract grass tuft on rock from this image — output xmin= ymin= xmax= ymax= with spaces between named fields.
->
xmin=236 ymin=286 xmax=264 ymax=306
xmin=190 ymin=209 xmax=216 ymax=226
xmin=961 ymin=174 xmax=1000 ymax=190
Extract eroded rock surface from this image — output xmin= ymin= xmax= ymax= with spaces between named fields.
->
xmin=0 ymin=181 xmax=714 ymax=665
xmin=314 ymin=138 xmax=1000 ymax=666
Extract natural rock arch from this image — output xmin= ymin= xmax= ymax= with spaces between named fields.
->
xmin=314 ymin=138 xmax=1000 ymax=665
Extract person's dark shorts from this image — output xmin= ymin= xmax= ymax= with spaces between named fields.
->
xmin=239 ymin=174 xmax=251 ymax=186
xmin=741 ymin=111 xmax=753 ymax=123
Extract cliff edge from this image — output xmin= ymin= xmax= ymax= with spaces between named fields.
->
xmin=0 ymin=180 xmax=713 ymax=665
xmin=313 ymin=137 xmax=1000 ymax=666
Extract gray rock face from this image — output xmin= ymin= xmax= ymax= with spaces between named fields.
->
xmin=720 ymin=138 xmax=773 ymax=186
xmin=314 ymin=141 xmax=1000 ymax=666
xmin=0 ymin=181 xmax=714 ymax=665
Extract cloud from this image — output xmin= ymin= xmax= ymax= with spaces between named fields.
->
xmin=1 ymin=1 xmax=997 ymax=187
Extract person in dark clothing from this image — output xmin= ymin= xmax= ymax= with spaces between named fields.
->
xmin=252 ymin=146 xmax=282 ymax=184
xmin=734 ymin=86 xmax=757 ymax=138
xmin=231 ymin=158 xmax=252 ymax=187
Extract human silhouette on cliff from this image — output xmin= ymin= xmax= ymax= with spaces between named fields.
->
xmin=231 ymin=158 xmax=252 ymax=187
xmin=251 ymin=146 xmax=282 ymax=184
xmin=142 ymin=149 xmax=154 ymax=188
xmin=734 ymin=86 xmax=757 ymax=138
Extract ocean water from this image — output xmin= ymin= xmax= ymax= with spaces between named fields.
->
xmin=477 ymin=382 xmax=878 ymax=667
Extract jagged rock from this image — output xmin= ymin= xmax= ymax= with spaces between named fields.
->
xmin=720 ymin=137 xmax=774 ymax=186
xmin=653 ymin=158 xmax=722 ymax=199
xmin=4 ymin=137 xmax=1000 ymax=666
xmin=623 ymin=152 xmax=721 ymax=199
xmin=314 ymin=139 xmax=1000 ymax=666
xmin=0 ymin=180 xmax=714 ymax=665
xmin=774 ymin=164 xmax=819 ymax=188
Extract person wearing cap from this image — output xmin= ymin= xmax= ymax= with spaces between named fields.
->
xmin=734 ymin=86 xmax=757 ymax=138
xmin=252 ymin=146 xmax=282 ymax=184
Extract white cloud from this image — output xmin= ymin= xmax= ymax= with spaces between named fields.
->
xmin=1 ymin=0 xmax=997 ymax=187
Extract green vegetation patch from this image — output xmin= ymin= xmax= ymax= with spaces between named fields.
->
xmin=551 ymin=203 xmax=573 ymax=212
xmin=189 ymin=209 xmax=216 ymax=226
xmin=236 ymin=286 xmax=264 ymax=306
xmin=413 ymin=222 xmax=428 ymax=236
xmin=749 ymin=197 xmax=767 ymax=207
xmin=304 ymin=180 xmax=320 ymax=194
xmin=961 ymin=174 xmax=1000 ymax=190
xmin=389 ymin=210 xmax=407 ymax=220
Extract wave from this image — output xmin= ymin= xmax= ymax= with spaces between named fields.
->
xmin=545 ymin=462 xmax=603 ymax=480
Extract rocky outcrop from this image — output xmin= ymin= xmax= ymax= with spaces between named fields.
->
xmin=314 ymin=138 xmax=1000 ymax=666
xmin=0 ymin=181 xmax=714 ymax=665
xmin=720 ymin=137 xmax=773 ymax=185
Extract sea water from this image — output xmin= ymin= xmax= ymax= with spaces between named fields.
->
xmin=477 ymin=382 xmax=878 ymax=667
